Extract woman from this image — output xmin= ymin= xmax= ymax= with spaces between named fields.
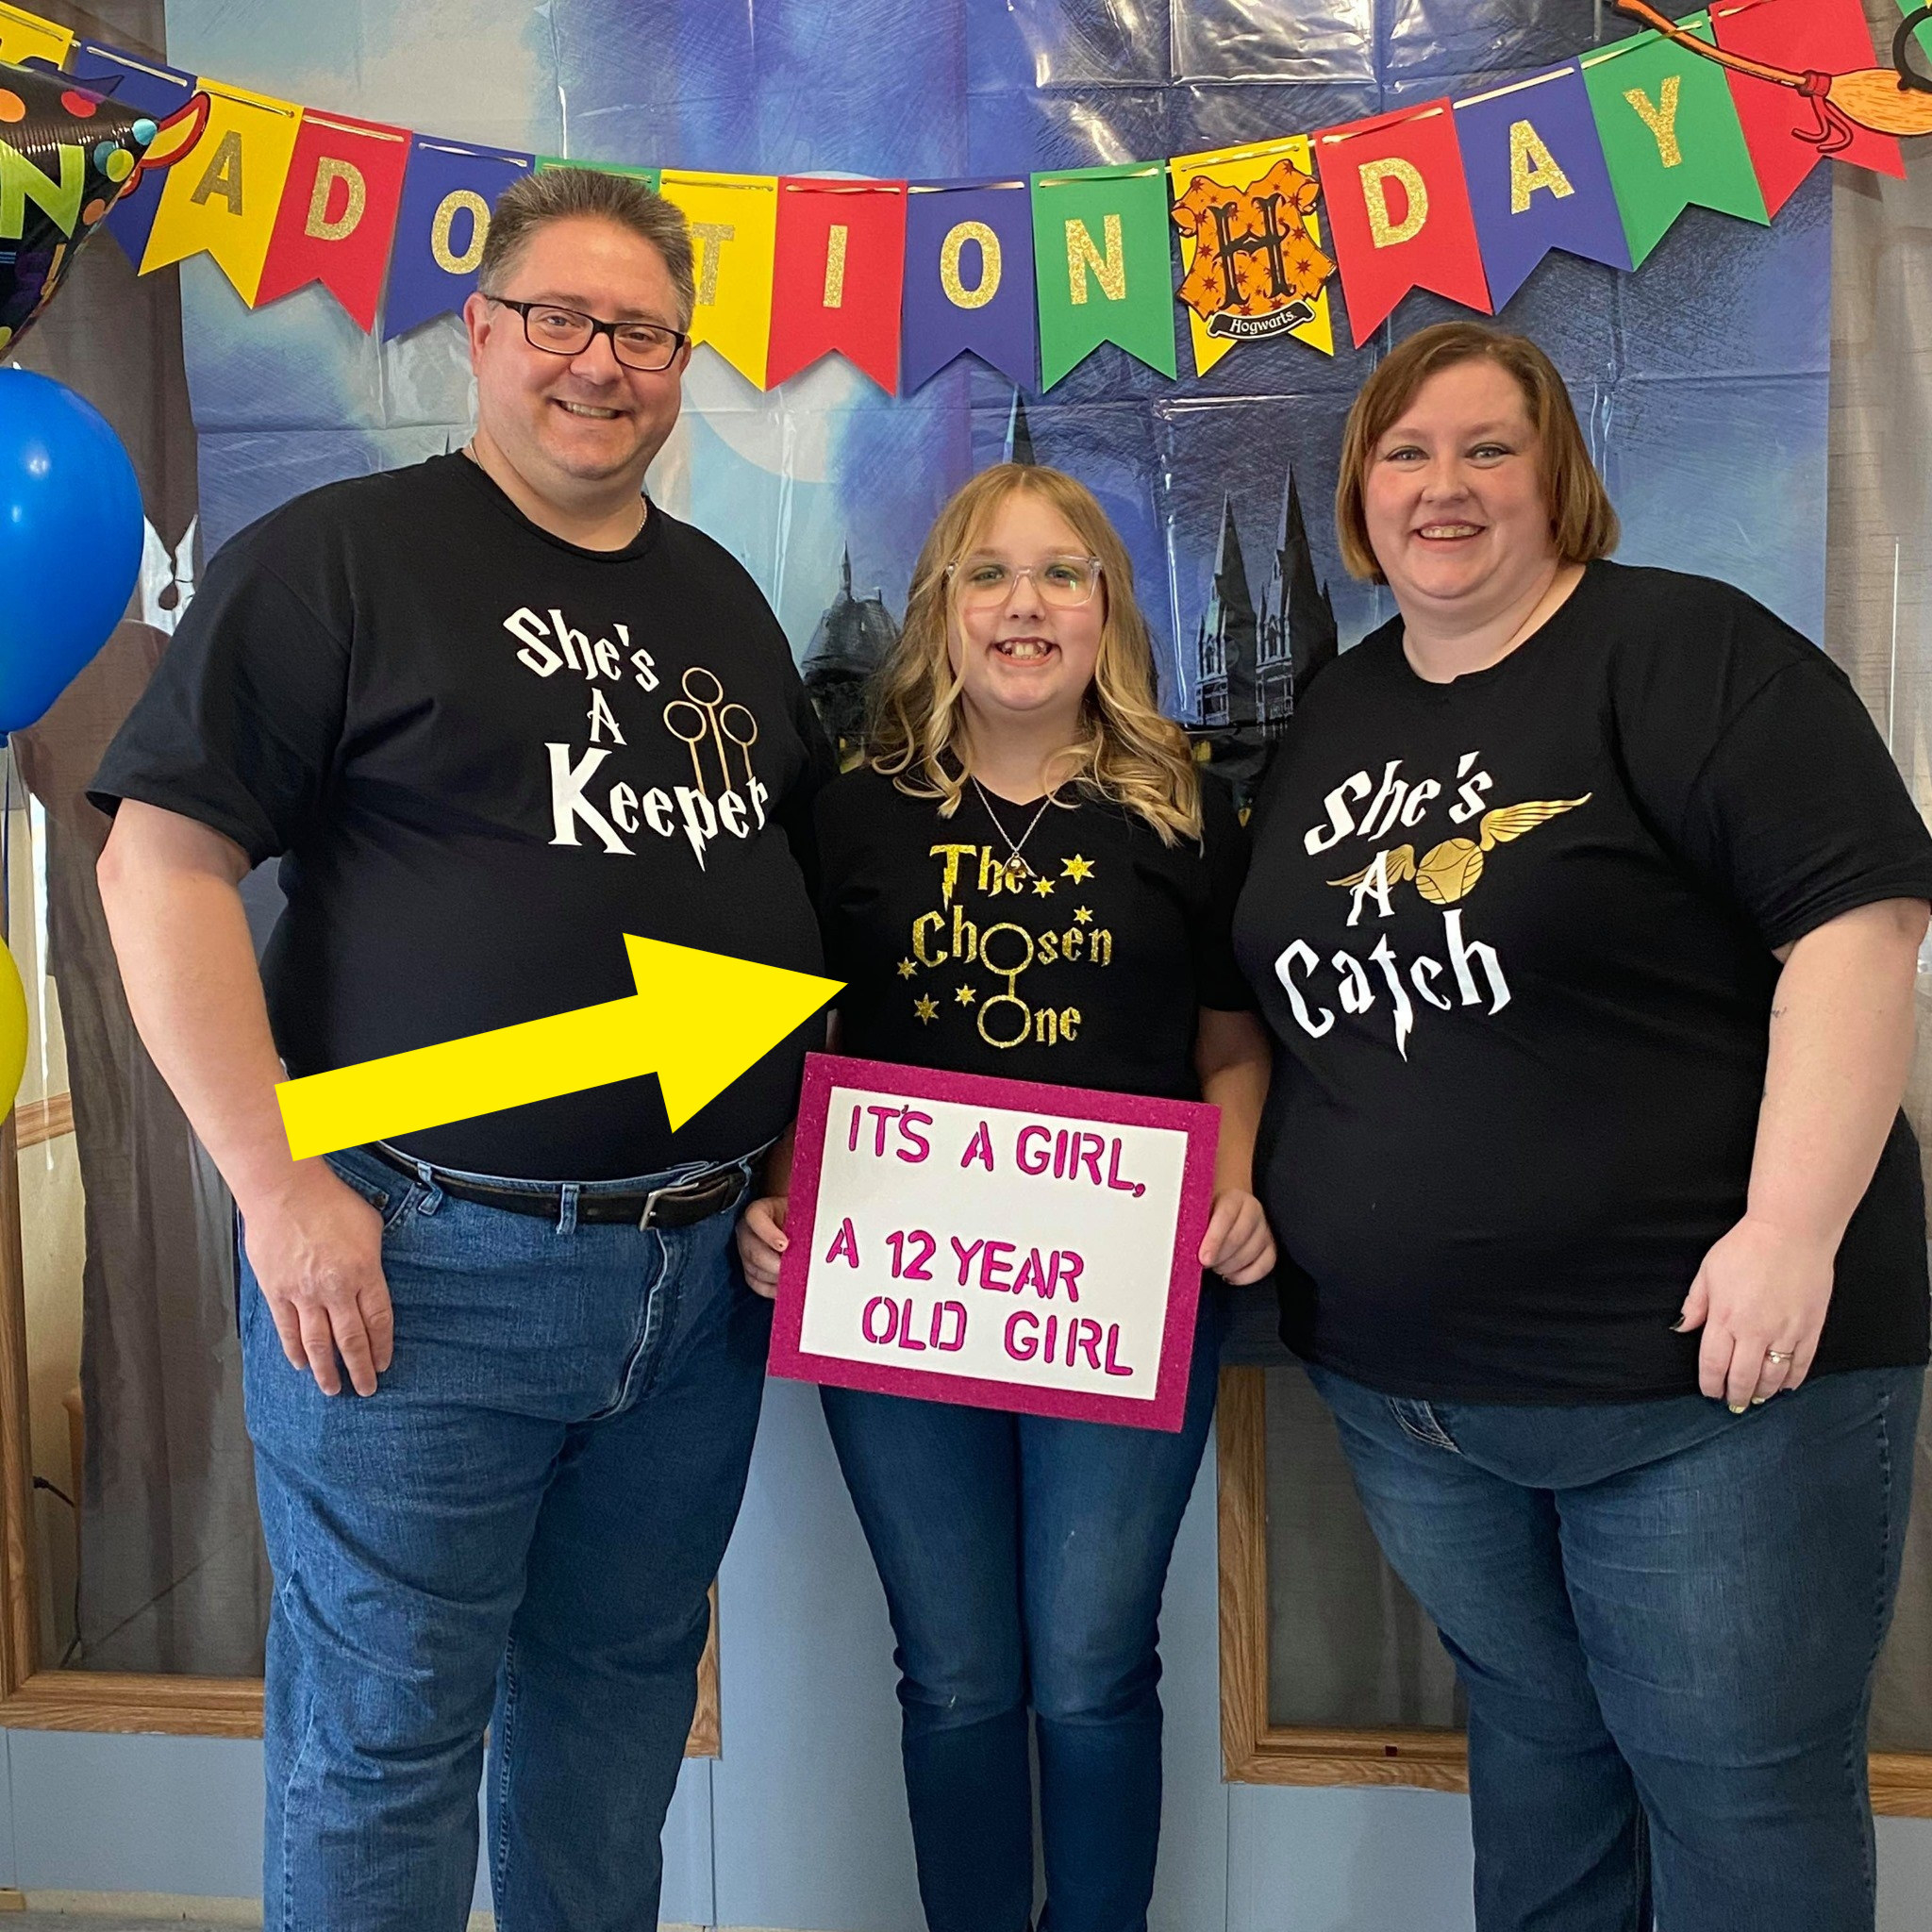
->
xmin=740 ymin=463 xmax=1275 ymax=1932
xmin=1237 ymin=320 xmax=1932 ymax=1932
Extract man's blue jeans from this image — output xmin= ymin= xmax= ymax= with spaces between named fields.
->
xmin=241 ymin=1143 xmax=771 ymax=1932
xmin=820 ymin=1290 xmax=1226 ymax=1932
xmin=1307 ymin=1360 xmax=1924 ymax=1932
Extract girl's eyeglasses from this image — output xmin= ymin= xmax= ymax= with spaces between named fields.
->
xmin=945 ymin=556 xmax=1104 ymax=610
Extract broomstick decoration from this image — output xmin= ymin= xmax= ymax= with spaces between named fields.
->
xmin=1612 ymin=1 xmax=1932 ymax=152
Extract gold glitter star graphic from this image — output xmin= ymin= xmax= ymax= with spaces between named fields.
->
xmin=895 ymin=958 xmax=918 ymax=979
xmin=1074 ymin=906 xmax=1094 ymax=924
xmin=914 ymin=994 xmax=940 ymax=1024
xmin=955 ymin=983 xmax=978 ymax=1006
xmin=1032 ymin=874 xmax=1056 ymax=897
xmin=1061 ymin=854 xmax=1095 ymax=883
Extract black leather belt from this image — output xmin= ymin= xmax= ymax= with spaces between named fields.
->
xmin=367 ymin=1145 xmax=748 ymax=1229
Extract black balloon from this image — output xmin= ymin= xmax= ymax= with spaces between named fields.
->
xmin=0 ymin=58 xmax=155 ymax=355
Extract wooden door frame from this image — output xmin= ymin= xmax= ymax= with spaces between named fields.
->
xmin=1215 ymin=1365 xmax=1932 ymax=1813
xmin=0 ymin=1104 xmax=721 ymax=1751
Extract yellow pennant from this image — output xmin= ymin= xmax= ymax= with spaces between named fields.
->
xmin=142 ymin=78 xmax=301 ymax=304
xmin=1168 ymin=134 xmax=1336 ymax=377
xmin=0 ymin=4 xmax=73 ymax=67
xmin=658 ymin=170 xmax=777 ymax=390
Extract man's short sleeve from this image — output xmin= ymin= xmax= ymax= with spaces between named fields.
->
xmin=88 ymin=541 xmax=349 ymax=866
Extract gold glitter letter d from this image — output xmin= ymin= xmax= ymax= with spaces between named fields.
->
xmin=1359 ymin=158 xmax=1427 ymax=248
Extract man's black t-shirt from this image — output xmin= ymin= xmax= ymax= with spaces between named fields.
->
xmin=1234 ymin=560 xmax=1932 ymax=1402
xmin=92 ymin=453 xmax=836 ymax=1180
xmin=818 ymin=765 xmax=1254 ymax=1097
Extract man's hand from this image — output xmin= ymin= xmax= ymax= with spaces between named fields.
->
xmin=737 ymin=1195 xmax=788 ymax=1299
xmin=242 ymin=1164 xmax=395 ymax=1396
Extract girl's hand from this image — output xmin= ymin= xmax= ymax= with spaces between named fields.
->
xmin=1199 ymin=1189 xmax=1275 ymax=1286
xmin=737 ymin=1194 xmax=790 ymax=1299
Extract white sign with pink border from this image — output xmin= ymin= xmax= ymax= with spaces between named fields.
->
xmin=770 ymin=1053 xmax=1219 ymax=1431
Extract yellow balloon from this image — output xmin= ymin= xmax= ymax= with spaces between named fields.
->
xmin=0 ymin=940 xmax=26 ymax=1120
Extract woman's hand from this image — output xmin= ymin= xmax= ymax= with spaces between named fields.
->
xmin=737 ymin=1194 xmax=790 ymax=1299
xmin=1676 ymin=1213 xmax=1837 ymax=1411
xmin=1199 ymin=1189 xmax=1276 ymax=1286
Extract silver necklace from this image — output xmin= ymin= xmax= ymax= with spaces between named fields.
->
xmin=970 ymin=775 xmax=1058 ymax=886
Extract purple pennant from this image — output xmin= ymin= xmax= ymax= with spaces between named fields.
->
xmin=1452 ymin=63 xmax=1630 ymax=311
xmin=71 ymin=41 xmax=199 ymax=270
xmin=383 ymin=135 xmax=532 ymax=341
xmin=900 ymin=179 xmax=1037 ymax=394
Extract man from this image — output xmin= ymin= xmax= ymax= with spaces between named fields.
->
xmin=92 ymin=167 xmax=833 ymax=1931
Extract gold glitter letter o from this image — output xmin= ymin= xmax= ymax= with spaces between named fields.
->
xmin=431 ymin=189 xmax=491 ymax=275
xmin=940 ymin=219 xmax=1001 ymax=309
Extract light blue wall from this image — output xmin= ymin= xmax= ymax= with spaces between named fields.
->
xmin=9 ymin=1372 xmax=1931 ymax=1928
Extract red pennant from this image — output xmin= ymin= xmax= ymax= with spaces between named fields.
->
xmin=1709 ymin=0 xmax=1905 ymax=218
xmin=256 ymin=109 xmax=411 ymax=331
xmin=767 ymin=178 xmax=908 ymax=392
xmin=1315 ymin=100 xmax=1491 ymax=347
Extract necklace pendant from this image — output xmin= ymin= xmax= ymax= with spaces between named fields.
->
xmin=1005 ymin=856 xmax=1031 ymax=887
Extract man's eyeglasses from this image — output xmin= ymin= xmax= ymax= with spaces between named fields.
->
xmin=484 ymin=296 xmax=689 ymax=373
xmin=945 ymin=556 xmax=1105 ymax=610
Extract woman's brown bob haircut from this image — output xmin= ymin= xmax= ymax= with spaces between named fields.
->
xmin=1334 ymin=321 xmax=1619 ymax=582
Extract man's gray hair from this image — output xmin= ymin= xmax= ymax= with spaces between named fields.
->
xmin=478 ymin=167 xmax=696 ymax=329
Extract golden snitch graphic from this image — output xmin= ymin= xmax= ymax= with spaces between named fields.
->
xmin=1327 ymin=794 xmax=1592 ymax=906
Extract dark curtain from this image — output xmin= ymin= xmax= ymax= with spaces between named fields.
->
xmin=8 ymin=0 xmax=270 ymax=1674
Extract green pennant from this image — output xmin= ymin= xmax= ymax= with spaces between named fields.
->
xmin=1580 ymin=11 xmax=1767 ymax=270
xmin=537 ymin=156 xmax=662 ymax=192
xmin=1901 ymin=0 xmax=1932 ymax=60
xmin=1030 ymin=162 xmax=1176 ymax=388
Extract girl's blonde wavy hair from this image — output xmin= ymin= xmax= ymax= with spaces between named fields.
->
xmin=867 ymin=463 xmax=1202 ymax=845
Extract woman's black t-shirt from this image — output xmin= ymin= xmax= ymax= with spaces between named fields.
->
xmin=818 ymin=765 xmax=1255 ymax=1097
xmin=1234 ymin=559 xmax=1932 ymax=1403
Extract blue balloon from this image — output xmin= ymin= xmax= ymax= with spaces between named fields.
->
xmin=0 ymin=368 xmax=144 ymax=733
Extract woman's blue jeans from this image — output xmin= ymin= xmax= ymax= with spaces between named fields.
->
xmin=241 ymin=1143 xmax=771 ymax=1932
xmin=1307 ymin=1360 xmax=1924 ymax=1932
xmin=820 ymin=1289 xmax=1226 ymax=1932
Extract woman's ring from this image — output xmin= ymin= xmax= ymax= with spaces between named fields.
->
xmin=1764 ymin=1349 xmax=1794 ymax=1364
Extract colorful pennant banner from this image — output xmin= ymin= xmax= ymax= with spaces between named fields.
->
xmin=1453 ymin=65 xmax=1632 ymax=309
xmin=768 ymin=176 xmax=908 ymax=392
xmin=1170 ymin=136 xmax=1335 ymax=375
xmin=382 ymin=134 xmax=530 ymax=341
xmin=658 ymin=169 xmax=777 ymax=390
xmin=0 ymin=2 xmax=68 ymax=68
xmin=1032 ymin=161 xmax=1175 ymax=386
xmin=71 ymin=42 xmax=200 ymax=268
xmin=1581 ymin=11 xmax=1770 ymax=269
xmin=901 ymin=178 xmax=1037 ymax=393
xmin=255 ymin=108 xmax=409 ymax=330
xmin=1710 ymin=0 xmax=1905 ymax=217
xmin=1317 ymin=101 xmax=1492 ymax=346
xmin=4 ymin=0 xmax=1925 ymax=391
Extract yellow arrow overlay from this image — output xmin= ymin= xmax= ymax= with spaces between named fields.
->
xmin=276 ymin=935 xmax=841 ymax=1161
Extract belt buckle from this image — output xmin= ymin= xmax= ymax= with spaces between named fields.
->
xmin=639 ymin=1180 xmax=678 ymax=1231
xmin=638 ymin=1166 xmax=742 ymax=1231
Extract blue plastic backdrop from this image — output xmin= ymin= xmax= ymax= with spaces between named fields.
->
xmin=164 ymin=0 xmax=1829 ymax=722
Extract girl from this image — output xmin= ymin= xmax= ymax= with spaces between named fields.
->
xmin=741 ymin=464 xmax=1275 ymax=1932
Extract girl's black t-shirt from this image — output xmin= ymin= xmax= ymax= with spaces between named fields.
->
xmin=817 ymin=764 xmax=1255 ymax=1099
xmin=1234 ymin=559 xmax=1932 ymax=1403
